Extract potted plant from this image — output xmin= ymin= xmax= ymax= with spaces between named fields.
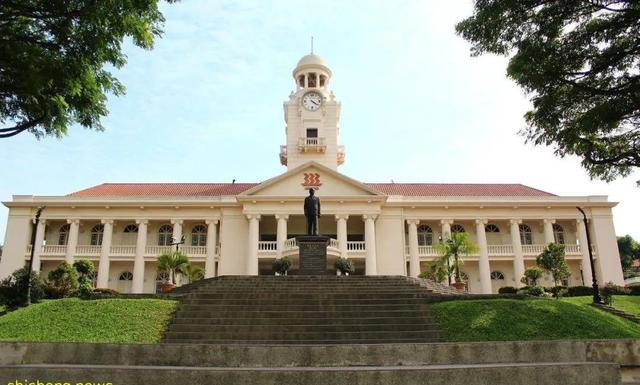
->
xmin=435 ymin=232 xmax=478 ymax=291
xmin=335 ymin=257 xmax=353 ymax=276
xmin=157 ymin=251 xmax=190 ymax=292
xmin=273 ymin=256 xmax=292 ymax=276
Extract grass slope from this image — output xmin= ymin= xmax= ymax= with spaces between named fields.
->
xmin=431 ymin=298 xmax=640 ymax=342
xmin=563 ymin=295 xmax=640 ymax=317
xmin=0 ymin=298 xmax=177 ymax=343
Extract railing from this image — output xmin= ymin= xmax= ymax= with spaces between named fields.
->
xmin=258 ymin=241 xmax=277 ymax=251
xmin=110 ymin=245 xmax=136 ymax=256
xmin=284 ymin=238 xmax=297 ymax=251
xmin=298 ymin=137 xmax=326 ymax=152
xmin=145 ymin=246 xmax=173 ymax=256
xmin=347 ymin=241 xmax=366 ymax=252
xmin=42 ymin=245 xmax=67 ymax=255
xmin=564 ymin=244 xmax=581 ymax=254
xmin=522 ymin=244 xmax=545 ymax=255
xmin=487 ymin=245 xmax=513 ymax=256
xmin=182 ymin=246 xmax=207 ymax=255
xmin=329 ymin=239 xmax=340 ymax=249
xmin=418 ymin=245 xmax=436 ymax=256
xmin=25 ymin=245 xmax=33 ymax=254
xmin=75 ymin=245 xmax=101 ymax=256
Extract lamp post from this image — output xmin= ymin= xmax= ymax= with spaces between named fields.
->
xmin=26 ymin=206 xmax=45 ymax=306
xmin=170 ymin=236 xmax=185 ymax=252
xmin=576 ymin=207 xmax=602 ymax=304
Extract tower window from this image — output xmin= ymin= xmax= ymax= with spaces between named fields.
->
xmin=306 ymin=128 xmax=318 ymax=138
xmin=298 ymin=75 xmax=305 ymax=88
xmin=308 ymin=72 xmax=317 ymax=87
xmin=319 ymin=75 xmax=326 ymax=87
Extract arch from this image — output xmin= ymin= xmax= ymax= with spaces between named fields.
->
xmin=158 ymin=224 xmax=173 ymax=246
xmin=123 ymin=224 xmax=138 ymax=233
xmin=490 ymin=271 xmax=505 ymax=280
xmin=451 ymin=224 xmax=466 ymax=234
xmin=417 ymin=224 xmax=433 ymax=246
xmin=519 ymin=224 xmax=533 ymax=245
xmin=552 ymin=223 xmax=565 ymax=244
xmin=118 ymin=271 xmax=133 ymax=281
xmin=191 ymin=224 xmax=208 ymax=247
xmin=58 ymin=224 xmax=70 ymax=245
xmin=485 ymin=224 xmax=500 ymax=233
xmin=90 ymin=224 xmax=104 ymax=246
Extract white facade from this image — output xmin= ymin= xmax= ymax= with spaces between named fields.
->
xmin=0 ymin=53 xmax=625 ymax=294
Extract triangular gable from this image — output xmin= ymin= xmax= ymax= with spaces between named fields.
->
xmin=240 ymin=162 xmax=384 ymax=197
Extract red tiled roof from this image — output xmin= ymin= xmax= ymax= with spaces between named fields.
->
xmin=68 ymin=182 xmax=555 ymax=197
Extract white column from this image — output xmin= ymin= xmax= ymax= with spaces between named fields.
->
xmin=475 ymin=219 xmax=492 ymax=294
xmin=31 ymin=219 xmax=47 ymax=272
xmin=65 ymin=219 xmax=80 ymax=264
xmin=246 ymin=215 xmax=260 ymax=275
xmin=335 ymin=214 xmax=349 ymax=258
xmin=576 ymin=218 xmax=593 ymax=286
xmin=171 ymin=219 xmax=183 ymax=246
xmin=363 ymin=215 xmax=378 ymax=276
xmin=407 ymin=219 xmax=420 ymax=277
xmin=275 ymin=214 xmax=289 ymax=259
xmin=543 ymin=219 xmax=556 ymax=244
xmin=510 ymin=219 xmax=525 ymax=288
xmin=96 ymin=219 xmax=113 ymax=288
xmin=132 ymin=219 xmax=148 ymax=293
xmin=205 ymin=219 xmax=219 ymax=278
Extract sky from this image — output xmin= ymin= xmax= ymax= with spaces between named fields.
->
xmin=0 ymin=0 xmax=638 ymax=241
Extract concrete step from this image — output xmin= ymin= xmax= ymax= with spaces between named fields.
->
xmin=167 ymin=323 xmax=440 ymax=333
xmin=187 ymin=291 xmax=436 ymax=299
xmin=0 ymin=362 xmax=620 ymax=385
xmin=174 ymin=309 xmax=435 ymax=318
xmin=162 ymin=329 xmax=443 ymax=341
xmin=169 ymin=316 xmax=438 ymax=325
xmin=176 ymin=303 xmax=433 ymax=312
xmin=179 ymin=298 xmax=437 ymax=306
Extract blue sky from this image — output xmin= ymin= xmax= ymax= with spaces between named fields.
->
xmin=1 ymin=0 xmax=638 ymax=241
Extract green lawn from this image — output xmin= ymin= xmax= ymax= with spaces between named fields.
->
xmin=563 ymin=295 xmax=640 ymax=317
xmin=0 ymin=298 xmax=177 ymax=343
xmin=431 ymin=298 xmax=640 ymax=342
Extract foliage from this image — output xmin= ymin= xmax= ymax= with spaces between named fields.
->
xmin=157 ymin=251 xmax=190 ymax=285
xmin=520 ymin=266 xmax=544 ymax=287
xmin=91 ymin=288 xmax=121 ymax=299
xmin=334 ymin=257 xmax=353 ymax=275
xmin=0 ymin=0 xmax=177 ymax=138
xmin=618 ymin=235 xmax=640 ymax=271
xmin=601 ymin=282 xmax=631 ymax=305
xmin=517 ymin=286 xmax=545 ymax=297
xmin=73 ymin=259 xmax=96 ymax=299
xmin=435 ymin=232 xmax=479 ymax=283
xmin=0 ymin=267 xmax=44 ymax=309
xmin=271 ymin=256 xmax=293 ymax=275
xmin=431 ymin=298 xmax=640 ymax=342
xmin=182 ymin=264 xmax=204 ymax=284
xmin=567 ymin=286 xmax=596 ymax=297
xmin=456 ymin=1 xmax=640 ymax=182
xmin=46 ymin=262 xmax=79 ymax=298
xmin=418 ymin=260 xmax=450 ymax=284
xmin=498 ymin=286 xmax=518 ymax=294
xmin=536 ymin=243 xmax=571 ymax=289
xmin=0 ymin=298 xmax=177 ymax=343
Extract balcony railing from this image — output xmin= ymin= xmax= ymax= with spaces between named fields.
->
xmin=347 ymin=241 xmax=366 ymax=252
xmin=406 ymin=244 xmax=585 ymax=257
xmin=76 ymin=245 xmax=101 ymax=256
xmin=24 ymin=244 xmax=218 ymax=258
xmin=258 ymin=241 xmax=277 ymax=251
xmin=110 ymin=245 xmax=136 ymax=256
xmin=298 ymin=137 xmax=326 ymax=152
xmin=42 ymin=245 xmax=67 ymax=255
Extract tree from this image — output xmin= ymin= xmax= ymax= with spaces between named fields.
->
xmin=183 ymin=263 xmax=204 ymax=284
xmin=418 ymin=260 xmax=450 ymax=284
xmin=617 ymin=234 xmax=640 ymax=270
xmin=536 ymin=243 xmax=571 ymax=288
xmin=520 ymin=266 xmax=543 ymax=287
xmin=0 ymin=0 xmax=176 ymax=138
xmin=456 ymin=1 xmax=640 ymax=182
xmin=435 ymin=232 xmax=479 ymax=283
xmin=156 ymin=251 xmax=189 ymax=285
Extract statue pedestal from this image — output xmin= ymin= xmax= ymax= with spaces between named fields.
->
xmin=296 ymin=235 xmax=330 ymax=275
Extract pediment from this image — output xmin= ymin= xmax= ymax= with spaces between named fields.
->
xmin=240 ymin=162 xmax=384 ymax=198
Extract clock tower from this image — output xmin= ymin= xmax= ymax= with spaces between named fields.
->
xmin=279 ymin=53 xmax=344 ymax=170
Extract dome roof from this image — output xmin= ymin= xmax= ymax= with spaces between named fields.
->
xmin=296 ymin=54 xmax=328 ymax=68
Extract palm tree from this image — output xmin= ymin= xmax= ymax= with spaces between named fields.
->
xmin=435 ymin=232 xmax=479 ymax=283
xmin=183 ymin=264 xmax=204 ymax=284
xmin=156 ymin=251 xmax=190 ymax=285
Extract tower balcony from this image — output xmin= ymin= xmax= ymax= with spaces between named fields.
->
xmin=298 ymin=137 xmax=326 ymax=153
xmin=279 ymin=145 xmax=287 ymax=166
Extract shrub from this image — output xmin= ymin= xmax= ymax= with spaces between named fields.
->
xmin=73 ymin=259 xmax=96 ymax=299
xmin=93 ymin=288 xmax=120 ymax=296
xmin=418 ymin=261 xmax=449 ymax=283
xmin=46 ymin=262 xmax=79 ymax=298
xmin=601 ymin=282 xmax=631 ymax=305
xmin=518 ymin=286 xmax=545 ymax=297
xmin=334 ymin=257 xmax=354 ymax=274
xmin=567 ymin=286 xmax=594 ymax=297
xmin=627 ymin=286 xmax=640 ymax=296
xmin=498 ymin=286 xmax=518 ymax=294
xmin=0 ymin=267 xmax=44 ymax=309
xmin=273 ymin=257 xmax=293 ymax=275
xmin=520 ymin=267 xmax=543 ymax=287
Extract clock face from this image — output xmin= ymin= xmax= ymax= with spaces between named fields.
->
xmin=302 ymin=92 xmax=322 ymax=111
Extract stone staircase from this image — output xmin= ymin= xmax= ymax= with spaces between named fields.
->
xmin=163 ymin=275 xmax=449 ymax=344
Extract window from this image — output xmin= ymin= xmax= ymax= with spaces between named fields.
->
xmin=158 ymin=224 xmax=173 ymax=246
xmin=306 ymin=128 xmax=318 ymax=138
xmin=119 ymin=271 xmax=133 ymax=281
xmin=417 ymin=224 xmax=433 ymax=246
xmin=490 ymin=271 xmax=505 ymax=280
xmin=58 ymin=224 xmax=70 ymax=245
xmin=319 ymin=74 xmax=326 ymax=87
xmin=191 ymin=225 xmax=207 ymax=246
xmin=451 ymin=224 xmax=466 ymax=234
xmin=298 ymin=74 xmax=305 ymax=88
xmin=553 ymin=223 xmax=565 ymax=244
xmin=123 ymin=224 xmax=138 ymax=233
xmin=308 ymin=72 xmax=317 ymax=87
xmin=90 ymin=224 xmax=104 ymax=246
xmin=519 ymin=224 xmax=533 ymax=245
xmin=156 ymin=271 xmax=170 ymax=282
xmin=485 ymin=224 xmax=500 ymax=233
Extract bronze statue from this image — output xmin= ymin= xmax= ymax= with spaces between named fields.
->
xmin=304 ymin=188 xmax=321 ymax=235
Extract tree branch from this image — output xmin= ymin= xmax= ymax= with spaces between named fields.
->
xmin=0 ymin=118 xmax=44 ymax=138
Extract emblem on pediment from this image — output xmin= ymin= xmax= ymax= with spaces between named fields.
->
xmin=302 ymin=172 xmax=322 ymax=189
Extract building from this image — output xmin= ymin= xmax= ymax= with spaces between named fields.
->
xmin=0 ymin=53 xmax=625 ymax=294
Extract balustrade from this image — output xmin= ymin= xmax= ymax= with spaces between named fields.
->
xmin=258 ymin=241 xmax=277 ymax=252
xmin=75 ymin=245 xmax=101 ymax=256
